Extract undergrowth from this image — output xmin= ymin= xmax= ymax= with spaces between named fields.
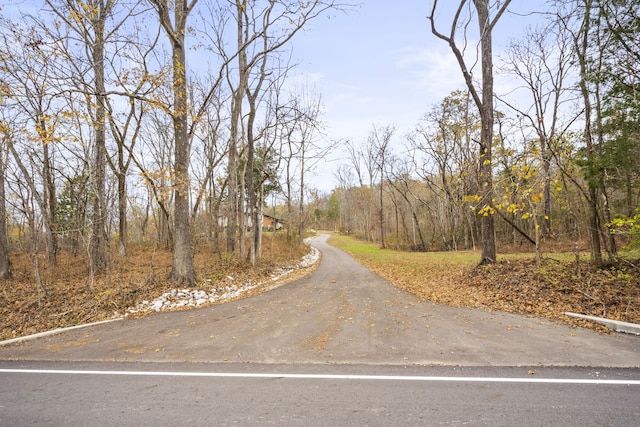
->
xmin=0 ymin=235 xmax=309 ymax=341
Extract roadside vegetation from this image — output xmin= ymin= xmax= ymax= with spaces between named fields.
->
xmin=0 ymin=234 xmax=311 ymax=341
xmin=328 ymin=234 xmax=640 ymax=333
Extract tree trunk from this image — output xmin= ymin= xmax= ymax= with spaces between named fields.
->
xmin=91 ymin=8 xmax=108 ymax=273
xmin=542 ymin=137 xmax=553 ymax=237
xmin=246 ymin=101 xmax=259 ymax=265
xmin=591 ymin=21 xmax=617 ymax=259
xmin=226 ymin=1 xmax=248 ymax=257
xmin=0 ymin=142 xmax=11 ymax=280
xmin=379 ymin=179 xmax=385 ymax=249
xmin=575 ymin=0 xmax=603 ymax=267
xmin=475 ymin=0 xmax=497 ymax=264
xmin=238 ymin=163 xmax=246 ymax=259
xmin=168 ymin=3 xmax=195 ymax=284
xmin=93 ymin=15 xmax=108 ymax=268
xmin=227 ymin=111 xmax=239 ymax=255
xmin=257 ymin=184 xmax=263 ymax=259
xmin=41 ymin=122 xmax=58 ymax=265
xmin=298 ymin=146 xmax=305 ymax=246
xmin=117 ymin=168 xmax=127 ymax=257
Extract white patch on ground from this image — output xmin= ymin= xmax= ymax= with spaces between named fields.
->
xmin=124 ymin=241 xmax=320 ymax=316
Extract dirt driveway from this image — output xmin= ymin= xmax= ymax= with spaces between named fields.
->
xmin=0 ymin=234 xmax=637 ymax=366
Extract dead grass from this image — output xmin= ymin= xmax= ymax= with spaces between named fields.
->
xmin=0 ymin=234 xmax=310 ymax=341
xmin=329 ymin=234 xmax=640 ymax=333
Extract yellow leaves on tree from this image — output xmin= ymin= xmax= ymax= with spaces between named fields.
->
xmin=477 ymin=205 xmax=495 ymax=217
xmin=140 ymin=167 xmax=193 ymax=203
xmin=68 ymin=1 xmax=100 ymax=24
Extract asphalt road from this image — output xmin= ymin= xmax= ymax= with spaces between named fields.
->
xmin=0 ymin=234 xmax=638 ymax=425
xmin=1 ymin=361 xmax=639 ymax=426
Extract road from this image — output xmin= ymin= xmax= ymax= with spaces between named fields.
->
xmin=0 ymin=234 xmax=638 ymax=425
xmin=1 ymin=361 xmax=639 ymax=426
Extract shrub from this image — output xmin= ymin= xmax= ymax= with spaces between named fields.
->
xmin=609 ymin=209 xmax=640 ymax=250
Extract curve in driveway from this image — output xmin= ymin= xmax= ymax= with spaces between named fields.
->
xmin=0 ymin=234 xmax=637 ymax=366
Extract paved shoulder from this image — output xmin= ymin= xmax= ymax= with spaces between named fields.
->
xmin=0 ymin=234 xmax=637 ymax=367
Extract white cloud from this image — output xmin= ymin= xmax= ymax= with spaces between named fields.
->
xmin=395 ymin=44 xmax=474 ymax=100
xmin=286 ymin=70 xmax=326 ymax=88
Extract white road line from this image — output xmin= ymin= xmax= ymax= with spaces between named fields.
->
xmin=0 ymin=369 xmax=638 ymax=385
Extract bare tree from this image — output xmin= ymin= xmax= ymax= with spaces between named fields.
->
xmin=146 ymin=0 xmax=198 ymax=284
xmin=44 ymin=0 xmax=122 ymax=274
xmin=333 ymin=163 xmax=356 ymax=233
xmin=223 ymin=0 xmax=248 ymax=257
xmin=499 ymin=25 xmax=574 ymax=238
xmin=429 ymin=0 xmax=512 ymax=264
xmin=344 ymin=139 xmax=372 ymax=241
xmin=280 ymin=89 xmax=326 ymax=245
xmin=0 ymin=18 xmax=60 ymax=265
xmin=385 ymin=156 xmax=427 ymax=250
xmin=0 ymin=129 xmax=12 ymax=279
xmin=105 ymin=13 xmax=161 ymax=257
xmin=246 ymin=73 xmax=288 ymax=264
xmin=294 ymin=93 xmax=325 ymax=246
xmin=219 ymin=0 xmax=343 ymax=256
xmin=369 ymin=124 xmax=395 ymax=249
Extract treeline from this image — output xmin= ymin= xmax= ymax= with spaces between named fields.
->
xmin=314 ymin=0 xmax=639 ymax=264
xmin=0 ymin=0 xmax=340 ymax=285
xmin=0 ymin=0 xmax=638 ymax=291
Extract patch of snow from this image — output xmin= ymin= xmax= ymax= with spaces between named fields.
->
xmin=125 ymin=242 xmax=320 ymax=316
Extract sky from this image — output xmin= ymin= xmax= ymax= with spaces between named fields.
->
xmin=287 ymin=0 xmax=550 ymax=192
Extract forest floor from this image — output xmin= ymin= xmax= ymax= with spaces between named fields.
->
xmin=0 ymin=234 xmax=315 ymax=341
xmin=2 ymin=232 xmax=639 ymax=341
xmin=328 ymin=234 xmax=640 ymax=334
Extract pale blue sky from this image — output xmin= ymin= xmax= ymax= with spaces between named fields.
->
xmin=289 ymin=0 xmax=550 ymax=190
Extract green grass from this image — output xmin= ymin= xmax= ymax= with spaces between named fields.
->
xmin=328 ymin=233 xmax=636 ymax=267
xmin=328 ymin=235 xmax=386 ymax=260
xmin=328 ymin=234 xmax=480 ymax=267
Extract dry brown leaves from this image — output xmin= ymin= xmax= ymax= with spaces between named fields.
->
xmin=0 ymin=236 xmax=310 ymax=341
xmin=357 ymin=254 xmax=640 ymax=333
xmin=460 ymin=258 xmax=640 ymax=331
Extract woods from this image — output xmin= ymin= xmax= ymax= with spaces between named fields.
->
xmin=0 ymin=0 xmax=639 ymax=300
xmin=320 ymin=0 xmax=639 ymax=265
xmin=0 ymin=1 xmax=338 ymax=288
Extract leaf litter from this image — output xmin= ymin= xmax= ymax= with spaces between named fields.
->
xmin=0 ymin=237 xmax=319 ymax=341
xmin=349 ymin=252 xmax=639 ymax=333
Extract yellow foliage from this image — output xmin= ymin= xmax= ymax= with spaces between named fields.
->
xmin=462 ymin=194 xmax=482 ymax=204
xmin=478 ymin=205 xmax=495 ymax=217
xmin=506 ymin=203 xmax=519 ymax=214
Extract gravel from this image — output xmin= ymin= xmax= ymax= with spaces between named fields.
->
xmin=126 ymin=243 xmax=320 ymax=315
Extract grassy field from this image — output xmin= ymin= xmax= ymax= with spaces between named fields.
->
xmin=328 ymin=233 xmax=640 ymax=332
